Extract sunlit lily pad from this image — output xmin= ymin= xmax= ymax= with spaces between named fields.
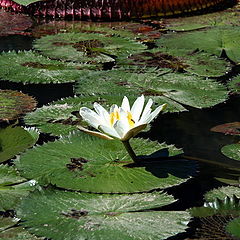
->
xmin=0 ymin=51 xmax=97 ymax=84
xmin=74 ymin=69 xmax=228 ymax=109
xmin=0 ymin=10 xmax=32 ymax=36
xmin=156 ymin=26 xmax=240 ymax=63
xmin=16 ymin=132 xmax=197 ymax=193
xmin=33 ymin=32 xmax=146 ymax=63
xmin=221 ymin=144 xmax=240 ymax=161
xmin=24 ymin=94 xmax=181 ymax=136
xmin=205 ymin=186 xmax=240 ymax=202
xmin=0 ymin=90 xmax=36 ymax=121
xmin=0 ymin=126 xmax=39 ymax=163
xmin=0 ymin=216 xmax=42 ymax=239
xmin=228 ymin=75 xmax=240 ymax=94
xmin=17 ymin=188 xmax=190 ymax=240
xmin=0 ymin=165 xmax=37 ymax=211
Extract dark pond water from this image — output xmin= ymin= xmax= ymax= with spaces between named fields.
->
xmin=1 ymin=6 xmax=240 ymax=239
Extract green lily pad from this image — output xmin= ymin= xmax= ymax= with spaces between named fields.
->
xmin=156 ymin=26 xmax=240 ymax=63
xmin=0 ymin=51 xmax=98 ymax=84
xmin=0 ymin=165 xmax=37 ymax=211
xmin=0 ymin=216 xmax=42 ymax=240
xmin=124 ymin=49 xmax=230 ymax=77
xmin=17 ymin=188 xmax=190 ymax=240
xmin=33 ymin=32 xmax=146 ymax=63
xmin=221 ymin=144 xmax=240 ymax=161
xmin=226 ymin=217 xmax=240 ymax=239
xmin=74 ymin=69 xmax=228 ymax=109
xmin=0 ymin=90 xmax=36 ymax=121
xmin=228 ymin=75 xmax=240 ymax=94
xmin=24 ymin=94 xmax=181 ymax=136
xmin=205 ymin=186 xmax=240 ymax=202
xmin=0 ymin=126 xmax=39 ymax=163
xmin=13 ymin=0 xmax=42 ymax=6
xmin=16 ymin=131 xmax=197 ymax=193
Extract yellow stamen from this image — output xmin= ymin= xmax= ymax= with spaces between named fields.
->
xmin=110 ymin=109 xmax=120 ymax=126
xmin=127 ymin=112 xmax=135 ymax=128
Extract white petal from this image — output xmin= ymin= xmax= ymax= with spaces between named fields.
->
xmin=79 ymin=107 xmax=101 ymax=129
xmin=121 ymin=124 xmax=147 ymax=141
xmin=121 ymin=96 xmax=130 ymax=112
xmin=99 ymin=125 xmax=121 ymax=139
xmin=138 ymin=98 xmax=153 ymax=124
xmin=147 ymin=103 xmax=167 ymax=123
xmin=113 ymin=119 xmax=129 ymax=139
xmin=77 ymin=126 xmax=114 ymax=140
xmin=93 ymin=102 xmax=109 ymax=125
xmin=131 ymin=95 xmax=145 ymax=122
xmin=110 ymin=104 xmax=118 ymax=113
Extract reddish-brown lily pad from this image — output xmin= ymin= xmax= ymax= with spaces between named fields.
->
xmin=210 ymin=122 xmax=240 ymax=136
xmin=0 ymin=10 xmax=32 ymax=36
xmin=0 ymin=90 xmax=37 ymax=121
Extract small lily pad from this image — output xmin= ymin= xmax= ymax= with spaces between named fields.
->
xmin=74 ymin=69 xmax=228 ymax=109
xmin=0 ymin=165 xmax=37 ymax=211
xmin=17 ymin=188 xmax=190 ymax=240
xmin=0 ymin=90 xmax=36 ymax=121
xmin=33 ymin=32 xmax=146 ymax=63
xmin=0 ymin=51 xmax=97 ymax=84
xmin=221 ymin=144 xmax=240 ymax=161
xmin=0 ymin=126 xmax=39 ymax=163
xmin=16 ymin=131 xmax=197 ymax=193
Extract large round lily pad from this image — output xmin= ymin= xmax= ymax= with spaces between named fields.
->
xmin=0 ymin=51 xmax=97 ymax=84
xmin=74 ymin=69 xmax=228 ymax=109
xmin=0 ymin=90 xmax=36 ymax=121
xmin=17 ymin=188 xmax=190 ymax=240
xmin=0 ymin=165 xmax=37 ymax=211
xmin=16 ymin=132 xmax=196 ymax=193
xmin=156 ymin=26 xmax=240 ymax=63
xmin=0 ymin=126 xmax=38 ymax=163
xmin=33 ymin=32 xmax=146 ymax=63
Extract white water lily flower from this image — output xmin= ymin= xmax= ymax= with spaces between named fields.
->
xmin=79 ymin=95 xmax=167 ymax=141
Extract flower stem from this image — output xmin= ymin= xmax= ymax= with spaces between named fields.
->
xmin=122 ymin=140 xmax=139 ymax=163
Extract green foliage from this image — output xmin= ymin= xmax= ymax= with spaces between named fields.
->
xmin=12 ymin=0 xmax=40 ymax=6
xmin=156 ymin=26 xmax=240 ymax=63
xmin=228 ymin=75 xmax=240 ymax=94
xmin=16 ymin=131 xmax=197 ymax=193
xmin=0 ymin=126 xmax=38 ymax=163
xmin=0 ymin=51 xmax=96 ymax=84
xmin=74 ymin=69 xmax=228 ymax=109
xmin=33 ymin=32 xmax=146 ymax=63
xmin=17 ymin=188 xmax=190 ymax=240
xmin=0 ymin=165 xmax=37 ymax=211
xmin=226 ymin=217 xmax=240 ymax=239
xmin=0 ymin=90 xmax=36 ymax=121
xmin=221 ymin=143 xmax=240 ymax=161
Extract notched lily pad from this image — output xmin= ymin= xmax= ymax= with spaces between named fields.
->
xmin=16 ymin=131 xmax=197 ymax=193
xmin=74 ymin=69 xmax=228 ymax=109
xmin=0 ymin=51 xmax=97 ymax=84
xmin=17 ymin=188 xmax=190 ymax=240
xmin=33 ymin=32 xmax=146 ymax=63
xmin=0 ymin=165 xmax=37 ymax=211
xmin=0 ymin=90 xmax=36 ymax=121
xmin=0 ymin=126 xmax=39 ymax=163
